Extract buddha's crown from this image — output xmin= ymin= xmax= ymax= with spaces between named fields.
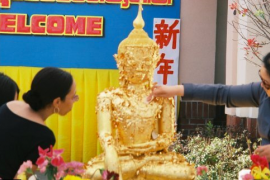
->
xmin=115 ymin=1 xmax=160 ymax=67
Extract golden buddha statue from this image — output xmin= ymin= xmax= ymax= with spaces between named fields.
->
xmin=86 ymin=2 xmax=195 ymax=180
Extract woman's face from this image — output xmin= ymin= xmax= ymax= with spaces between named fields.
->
xmin=259 ymin=66 xmax=270 ymax=96
xmin=58 ymin=80 xmax=79 ymax=115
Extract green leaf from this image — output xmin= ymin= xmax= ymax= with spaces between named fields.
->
xmin=45 ymin=165 xmax=58 ymax=180
xmin=26 ymin=168 xmax=33 ymax=174
xmin=99 ymin=168 xmax=105 ymax=175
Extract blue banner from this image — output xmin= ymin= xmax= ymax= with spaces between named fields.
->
xmin=0 ymin=1 xmax=180 ymax=69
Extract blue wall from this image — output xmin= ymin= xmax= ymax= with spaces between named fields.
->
xmin=0 ymin=1 xmax=180 ymax=69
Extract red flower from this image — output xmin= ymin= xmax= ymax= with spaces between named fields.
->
xmin=229 ymin=2 xmax=238 ymax=10
xmin=38 ymin=146 xmax=49 ymax=157
xmin=197 ymin=166 xmax=208 ymax=176
xmin=36 ymin=156 xmax=45 ymax=166
xmin=36 ymin=156 xmax=49 ymax=173
xmin=251 ymin=154 xmax=269 ymax=170
xmin=247 ymin=38 xmax=260 ymax=48
xmin=47 ymin=145 xmax=54 ymax=158
xmin=242 ymin=8 xmax=248 ymax=14
xmin=51 ymin=156 xmax=65 ymax=167
xmin=247 ymin=38 xmax=254 ymax=46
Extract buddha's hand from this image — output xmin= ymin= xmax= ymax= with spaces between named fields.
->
xmin=119 ymin=136 xmax=172 ymax=154
xmin=105 ymin=145 xmax=121 ymax=174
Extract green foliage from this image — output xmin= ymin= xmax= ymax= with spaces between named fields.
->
xmin=205 ymin=121 xmax=214 ymax=138
xmin=45 ymin=164 xmax=59 ymax=180
xmin=185 ymin=135 xmax=252 ymax=179
xmin=171 ymin=122 xmax=261 ymax=180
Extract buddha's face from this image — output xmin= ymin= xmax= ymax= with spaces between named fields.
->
xmin=116 ymin=47 xmax=159 ymax=84
xmin=122 ymin=58 xmax=153 ymax=83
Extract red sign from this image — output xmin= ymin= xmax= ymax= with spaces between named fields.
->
xmin=154 ymin=19 xmax=180 ymax=49
xmin=0 ymin=0 xmax=173 ymax=9
xmin=0 ymin=13 xmax=103 ymax=36
xmin=157 ymin=53 xmax=174 ymax=85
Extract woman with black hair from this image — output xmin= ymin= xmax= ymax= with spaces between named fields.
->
xmin=0 ymin=67 xmax=79 ymax=178
xmin=0 ymin=72 xmax=20 ymax=106
xmin=148 ymin=52 xmax=270 ymax=163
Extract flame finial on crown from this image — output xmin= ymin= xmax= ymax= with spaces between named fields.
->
xmin=133 ymin=0 xmax=145 ymax=29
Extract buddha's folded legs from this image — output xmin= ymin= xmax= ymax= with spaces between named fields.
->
xmin=86 ymin=154 xmax=147 ymax=180
xmin=137 ymin=162 xmax=196 ymax=180
xmin=135 ymin=153 xmax=195 ymax=180
xmin=86 ymin=152 xmax=195 ymax=180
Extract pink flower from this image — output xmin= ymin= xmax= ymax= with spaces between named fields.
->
xmin=74 ymin=168 xmax=85 ymax=175
xmin=64 ymin=161 xmax=85 ymax=175
xmin=67 ymin=161 xmax=84 ymax=168
xmin=241 ymin=173 xmax=254 ymax=180
xmin=101 ymin=170 xmax=119 ymax=180
xmin=36 ymin=157 xmax=49 ymax=173
xmin=102 ymin=170 xmax=109 ymax=179
xmin=17 ymin=160 xmax=33 ymax=174
xmin=197 ymin=166 xmax=208 ymax=176
xmin=53 ymin=149 xmax=64 ymax=157
xmin=57 ymin=163 xmax=67 ymax=172
xmin=39 ymin=166 xmax=46 ymax=173
xmin=55 ymin=170 xmax=65 ymax=180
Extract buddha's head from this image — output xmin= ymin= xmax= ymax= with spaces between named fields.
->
xmin=114 ymin=3 xmax=160 ymax=87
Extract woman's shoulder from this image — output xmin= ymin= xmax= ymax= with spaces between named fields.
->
xmin=6 ymin=101 xmax=32 ymax=118
xmin=7 ymin=100 xmax=28 ymax=108
xmin=0 ymin=101 xmax=27 ymax=115
xmin=6 ymin=101 xmax=46 ymax=126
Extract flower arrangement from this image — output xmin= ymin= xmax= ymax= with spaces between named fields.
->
xmin=241 ymin=154 xmax=270 ymax=180
xmin=36 ymin=145 xmax=65 ymax=179
xmin=17 ymin=146 xmax=85 ymax=180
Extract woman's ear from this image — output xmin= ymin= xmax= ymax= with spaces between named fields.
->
xmin=52 ymin=97 xmax=61 ymax=108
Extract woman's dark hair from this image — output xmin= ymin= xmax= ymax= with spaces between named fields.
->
xmin=23 ymin=67 xmax=73 ymax=111
xmin=0 ymin=73 xmax=20 ymax=106
xmin=263 ymin=52 xmax=270 ymax=76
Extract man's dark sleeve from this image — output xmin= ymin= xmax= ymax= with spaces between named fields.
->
xmin=182 ymin=82 xmax=261 ymax=107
